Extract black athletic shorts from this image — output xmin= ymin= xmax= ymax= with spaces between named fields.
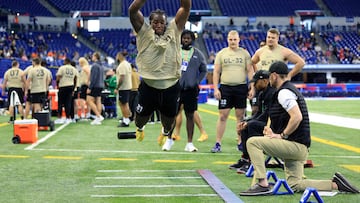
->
xmin=79 ymin=85 xmax=88 ymax=99
xmin=30 ymin=92 xmax=47 ymax=104
xmin=218 ymin=84 xmax=247 ymax=109
xmin=136 ymin=80 xmax=180 ymax=118
xmin=179 ymin=87 xmax=199 ymax=113
xmin=88 ymin=87 xmax=103 ymax=97
xmin=8 ymin=87 xmax=25 ymax=105
xmin=118 ymin=90 xmax=130 ymax=104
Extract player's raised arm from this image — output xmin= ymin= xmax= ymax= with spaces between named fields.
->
xmin=174 ymin=0 xmax=191 ymax=31
xmin=128 ymin=0 xmax=146 ymax=33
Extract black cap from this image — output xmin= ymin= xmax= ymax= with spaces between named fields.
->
xmin=250 ymin=70 xmax=269 ymax=83
xmin=269 ymin=61 xmax=289 ymax=74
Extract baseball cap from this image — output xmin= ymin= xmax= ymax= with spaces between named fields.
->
xmin=250 ymin=70 xmax=270 ymax=83
xmin=269 ymin=61 xmax=289 ymax=74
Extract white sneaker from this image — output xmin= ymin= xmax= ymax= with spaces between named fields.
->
xmin=98 ymin=115 xmax=104 ymax=122
xmin=54 ymin=118 xmax=65 ymax=124
xmin=162 ymin=138 xmax=174 ymax=151
xmin=65 ymin=118 xmax=72 ymax=124
xmin=90 ymin=119 xmax=102 ymax=125
xmin=185 ymin=143 xmax=198 ymax=152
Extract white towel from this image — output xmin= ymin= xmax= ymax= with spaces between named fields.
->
xmin=10 ymin=91 xmax=21 ymax=106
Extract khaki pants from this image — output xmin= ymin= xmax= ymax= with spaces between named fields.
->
xmin=247 ymin=137 xmax=332 ymax=192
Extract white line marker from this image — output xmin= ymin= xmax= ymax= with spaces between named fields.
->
xmin=93 ymin=185 xmax=209 ymax=188
xmin=25 ymin=123 xmax=69 ymax=150
xmin=91 ymin=194 xmax=218 ymax=198
xmin=309 ymin=112 xmax=360 ymax=130
xmin=95 ymin=176 xmax=202 ymax=180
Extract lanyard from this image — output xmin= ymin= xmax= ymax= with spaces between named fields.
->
xmin=181 ymin=48 xmax=194 ymax=62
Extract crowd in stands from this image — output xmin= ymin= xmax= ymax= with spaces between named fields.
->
xmin=0 ymin=29 xmax=93 ymax=67
xmin=1 ymin=6 xmax=359 ymax=70
xmin=2 ymin=20 xmax=360 ymax=72
xmin=80 ymin=28 xmax=138 ymax=64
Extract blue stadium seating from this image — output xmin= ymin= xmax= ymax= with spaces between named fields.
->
xmin=322 ymin=0 xmax=360 ymax=17
xmin=47 ymin=0 xmax=111 ymax=12
xmin=217 ymin=0 xmax=319 ymax=16
xmin=1 ymin=0 xmax=360 ymax=68
xmin=122 ymin=0 xmax=210 ymax=16
xmin=2 ymin=0 xmax=358 ymax=18
xmin=0 ymin=0 xmax=53 ymax=16
xmin=80 ymin=28 xmax=137 ymax=63
xmin=0 ymin=31 xmax=92 ymax=67
xmin=321 ymin=31 xmax=360 ymax=63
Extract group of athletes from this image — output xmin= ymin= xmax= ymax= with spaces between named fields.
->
xmin=2 ymin=0 xmax=359 ymax=196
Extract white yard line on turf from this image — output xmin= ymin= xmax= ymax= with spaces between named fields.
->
xmin=25 ymin=123 xmax=70 ymax=150
xmin=309 ymin=112 xmax=360 ymax=130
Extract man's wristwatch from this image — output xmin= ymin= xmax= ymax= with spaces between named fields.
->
xmin=280 ymin=132 xmax=289 ymax=139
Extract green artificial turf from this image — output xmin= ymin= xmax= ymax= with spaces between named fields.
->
xmin=0 ymin=100 xmax=359 ymax=203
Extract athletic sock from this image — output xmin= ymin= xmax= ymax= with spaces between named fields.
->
xmin=123 ymin=117 xmax=130 ymax=125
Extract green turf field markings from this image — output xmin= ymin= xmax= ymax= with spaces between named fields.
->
xmin=97 ymin=169 xmax=196 ymax=172
xmin=0 ymin=154 xmax=29 ymax=158
xmin=312 ymin=136 xmax=360 ymax=153
xmin=340 ymin=165 xmax=360 ymax=173
xmin=198 ymin=169 xmax=244 ymax=203
xmin=91 ymin=194 xmax=218 ymax=198
xmin=309 ymin=155 xmax=360 ymax=158
xmin=93 ymin=184 xmax=209 ymax=188
xmin=25 ymin=123 xmax=70 ymax=150
xmin=153 ymin=159 xmax=196 ymax=163
xmin=0 ymin=122 xmax=9 ymax=127
xmin=98 ymin=158 xmax=137 ymax=161
xmin=198 ymin=107 xmax=219 ymax=116
xmin=43 ymin=155 xmax=82 ymax=160
xmin=198 ymin=107 xmax=237 ymax=120
xmin=213 ymin=161 xmax=233 ymax=165
xmin=95 ymin=176 xmax=202 ymax=180
xmin=92 ymin=170 xmax=218 ymax=199
xmin=29 ymin=148 xmax=237 ymax=156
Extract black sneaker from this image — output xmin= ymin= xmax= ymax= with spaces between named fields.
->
xmin=229 ymin=158 xmax=249 ymax=170
xmin=117 ymin=122 xmax=129 ymax=127
xmin=236 ymin=162 xmax=251 ymax=174
xmin=333 ymin=172 xmax=360 ymax=193
xmin=239 ymin=183 xmax=272 ymax=196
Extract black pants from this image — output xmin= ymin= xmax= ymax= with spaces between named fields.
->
xmin=58 ymin=86 xmax=74 ymax=118
xmin=241 ymin=119 xmax=266 ymax=159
